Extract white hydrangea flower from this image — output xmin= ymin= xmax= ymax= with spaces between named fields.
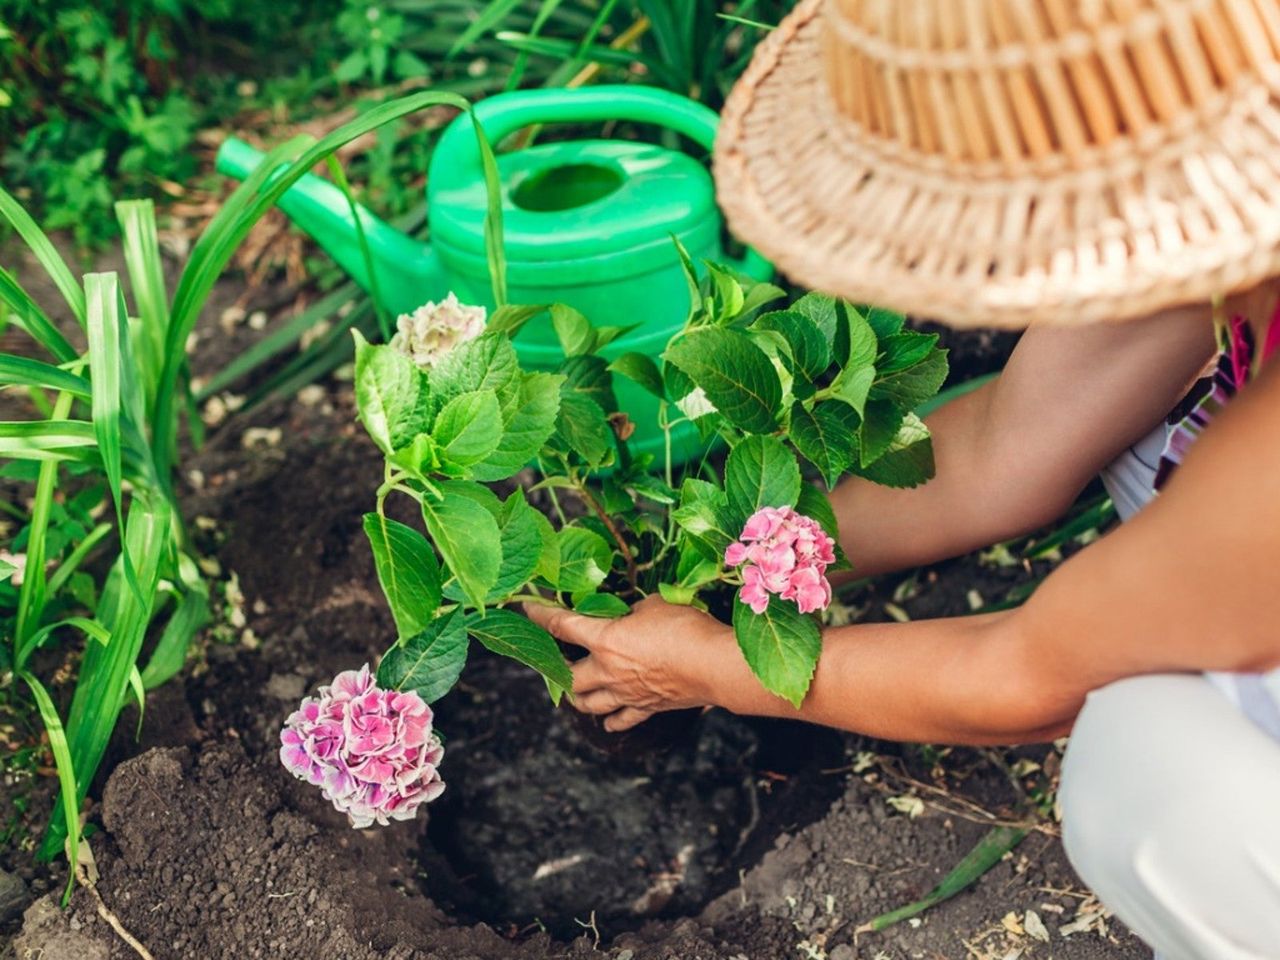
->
xmin=389 ymin=293 xmax=487 ymax=371
xmin=676 ymin=387 xmax=717 ymax=420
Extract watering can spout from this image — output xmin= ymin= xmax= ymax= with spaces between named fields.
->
xmin=214 ymin=138 xmax=448 ymax=316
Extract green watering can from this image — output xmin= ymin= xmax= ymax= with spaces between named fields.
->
xmin=215 ymin=85 xmax=772 ymax=464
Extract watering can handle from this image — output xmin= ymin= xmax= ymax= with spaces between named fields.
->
xmin=434 ymin=85 xmax=771 ymax=279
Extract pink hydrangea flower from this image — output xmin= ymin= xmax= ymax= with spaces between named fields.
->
xmin=279 ymin=665 xmax=445 ymax=828
xmin=725 ymin=506 xmax=836 ymax=615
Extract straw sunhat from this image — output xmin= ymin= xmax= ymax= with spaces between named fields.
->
xmin=714 ymin=0 xmax=1280 ymax=328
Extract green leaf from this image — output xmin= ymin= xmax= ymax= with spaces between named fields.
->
xmin=753 ymin=310 xmax=830 ymax=380
xmin=859 ymin=398 xmax=905 ymax=467
xmin=854 ymin=413 xmax=936 ymax=488
xmin=353 ymin=331 xmax=431 ymax=454
xmin=364 ymin=513 xmax=442 ymax=639
xmin=864 ymin=826 xmax=1028 ymax=932
xmin=658 ymin=582 xmax=698 ymax=605
xmin=471 ymin=371 xmax=562 ymax=482
xmin=739 ymin=278 xmax=787 ymax=316
xmin=672 ymin=478 xmax=738 ymax=558
xmin=466 ymin=608 xmax=574 ymax=703
xmin=790 ymin=402 xmax=856 ymax=488
xmin=827 ymin=365 xmax=876 ymax=418
xmin=796 ymin=483 xmax=841 ymax=542
xmin=489 ymin=491 xmax=544 ymax=601
xmin=433 ymin=389 xmax=503 ymax=469
xmin=725 ymin=434 xmax=801 ymax=520
xmin=878 ymin=331 xmax=940 ymax=373
xmin=790 ymin=292 xmax=840 ymax=344
xmin=428 ymin=332 xmax=520 ymax=407
xmin=871 ymin=349 xmax=949 ymax=410
xmin=608 ymin=352 xmax=665 ymax=400
xmin=139 ymin=588 xmax=210 ymax=690
xmin=530 ymin=507 xmax=559 ymax=584
xmin=554 ymin=390 xmax=613 ymax=468
xmin=550 ymin=303 xmax=595 ymax=356
xmin=486 ymin=303 xmax=546 ymax=338
xmin=420 ymin=481 xmax=501 ymax=609
xmin=554 ymin=526 xmax=612 ymax=594
xmin=845 ymin=307 xmax=879 ymax=369
xmin=560 ymin=354 xmax=617 ymax=413
xmin=0 ymin=355 xmax=91 ymax=398
xmin=864 ymin=305 xmax=906 ymax=339
xmin=706 ymin=262 xmax=745 ymax=321
xmin=732 ymin=594 xmax=822 ymax=708
xmin=18 ymin=670 xmax=81 ymax=900
xmin=664 ymin=327 xmax=781 ymax=433
xmin=574 ymin=593 xmax=630 ymax=618
xmin=0 ymin=185 xmax=85 ymax=329
xmin=376 ymin=608 xmax=468 ymax=704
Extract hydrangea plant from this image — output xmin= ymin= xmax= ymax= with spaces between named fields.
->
xmin=282 ymin=253 xmax=947 ymax=823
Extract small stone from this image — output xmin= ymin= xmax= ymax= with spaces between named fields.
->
xmin=266 ymin=673 xmax=307 ymax=701
xmin=248 ymin=311 xmax=268 ymax=330
xmin=828 ymin=947 xmax=856 ymax=960
xmin=0 ymin=867 xmax=28 ymax=923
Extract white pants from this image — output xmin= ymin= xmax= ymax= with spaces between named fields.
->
xmin=1060 ymin=674 xmax=1280 ymax=959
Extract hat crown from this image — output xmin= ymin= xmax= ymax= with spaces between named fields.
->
xmin=823 ymin=0 xmax=1280 ymax=170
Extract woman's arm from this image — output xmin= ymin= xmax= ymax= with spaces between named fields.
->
xmin=834 ymin=305 xmax=1215 ymax=576
xmin=527 ymin=351 xmax=1280 ymax=743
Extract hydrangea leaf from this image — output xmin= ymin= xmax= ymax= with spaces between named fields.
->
xmin=420 ymin=481 xmax=501 ymax=609
xmin=554 ymin=526 xmax=613 ymax=595
xmin=428 ymin=332 xmax=520 ymax=407
xmin=560 ymin=353 xmax=617 ymax=413
xmin=732 ymin=593 xmax=821 ymax=709
xmin=859 ymin=398 xmax=906 ymax=467
xmin=853 ymin=413 xmax=936 ymax=488
xmin=573 ymin=593 xmax=630 ymax=618
xmin=752 ymin=310 xmax=830 ymax=381
xmin=671 ymin=478 xmax=737 ymax=558
xmin=471 ymin=371 xmax=562 ymax=482
xmin=353 ymin=331 xmax=431 ymax=455
xmin=608 ymin=352 xmax=665 ymax=400
xmin=376 ymin=608 xmax=468 ymax=703
xmin=550 ymin=303 xmax=596 ymax=357
xmin=725 ymin=434 xmax=801 ymax=521
xmin=466 ymin=608 xmax=574 ymax=704
xmin=791 ymin=292 xmax=840 ymax=345
xmin=877 ymin=331 xmax=941 ymax=373
xmin=871 ymin=348 xmax=949 ymax=410
xmin=552 ymin=390 xmax=614 ymax=468
xmin=664 ymin=327 xmax=781 ymax=433
xmin=488 ymin=491 xmax=544 ymax=600
xmin=433 ymin=389 xmax=503 ymax=470
xmin=789 ymin=401 xmax=856 ymax=488
xmin=363 ymin=513 xmax=442 ymax=640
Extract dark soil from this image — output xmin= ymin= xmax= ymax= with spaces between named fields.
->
xmin=4 ymin=248 xmax=1146 ymax=960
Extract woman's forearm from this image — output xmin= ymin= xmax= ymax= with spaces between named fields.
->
xmin=698 ymin=609 xmax=1077 ymax=745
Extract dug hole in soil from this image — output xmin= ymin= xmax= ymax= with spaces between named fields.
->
xmin=6 ymin=260 xmax=1147 ymax=960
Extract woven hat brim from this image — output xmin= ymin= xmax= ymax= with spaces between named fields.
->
xmin=715 ymin=0 xmax=1280 ymax=330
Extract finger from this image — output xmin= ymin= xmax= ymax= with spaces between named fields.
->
xmin=522 ymin=601 xmax=608 ymax=651
xmin=570 ymin=657 xmax=607 ymax=695
xmin=604 ymin=707 xmax=652 ymax=732
xmin=574 ymin=690 xmax=622 ymax=716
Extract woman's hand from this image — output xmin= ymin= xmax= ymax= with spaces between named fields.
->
xmin=523 ymin=596 xmax=734 ymax=732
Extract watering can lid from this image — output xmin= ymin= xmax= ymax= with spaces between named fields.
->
xmin=429 ymin=139 xmax=719 ymax=263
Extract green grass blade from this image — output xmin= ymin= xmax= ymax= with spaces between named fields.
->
xmin=0 ymin=419 xmax=96 ymax=461
xmin=448 ymin=0 xmax=525 ymax=57
xmin=0 ymin=355 xmax=91 ymax=398
xmin=861 ymin=825 xmax=1029 ymax=932
xmin=16 ymin=616 xmax=111 ymax=672
xmin=18 ymin=670 xmax=81 ymax=901
xmin=85 ymin=273 xmax=143 ymax=604
xmin=127 ymin=667 xmax=146 ymax=738
xmin=116 ymin=200 xmax=170 ymax=410
xmin=0 ymin=267 xmax=78 ymax=363
xmin=12 ymin=392 xmax=75 ymax=649
xmin=505 ymin=0 xmax=570 ymax=90
xmin=0 ymin=185 xmax=86 ymax=329
xmin=473 ymin=115 xmax=508 ymax=307
xmin=39 ymin=492 xmax=171 ymax=861
xmin=139 ymin=587 xmax=210 ymax=689
xmin=45 ymin=521 xmax=113 ymax=598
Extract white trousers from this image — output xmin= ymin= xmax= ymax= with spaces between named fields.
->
xmin=1060 ymin=674 xmax=1280 ymax=959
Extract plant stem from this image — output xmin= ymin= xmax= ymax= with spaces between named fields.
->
xmin=575 ymin=482 xmax=638 ymax=588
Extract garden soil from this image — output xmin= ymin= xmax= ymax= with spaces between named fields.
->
xmin=4 ymin=250 xmax=1147 ymax=960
